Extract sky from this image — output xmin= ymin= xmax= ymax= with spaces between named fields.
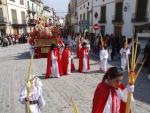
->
xmin=44 ymin=0 xmax=70 ymax=17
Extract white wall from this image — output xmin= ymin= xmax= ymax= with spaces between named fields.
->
xmin=122 ymin=0 xmax=136 ymax=37
xmin=75 ymin=0 xmax=150 ymax=36
xmin=7 ymin=0 xmax=27 ymax=34
xmin=93 ymin=0 xmax=100 ymax=25
xmin=26 ymin=0 xmax=41 ymax=19
xmin=105 ymin=2 xmax=115 ymax=35
xmin=0 ymin=0 xmax=11 ymax=34
xmin=77 ymin=0 xmax=92 ymax=32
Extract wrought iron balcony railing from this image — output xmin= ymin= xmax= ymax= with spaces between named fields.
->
xmin=98 ymin=18 xmax=106 ymax=24
xmin=131 ymin=13 xmax=148 ymax=23
xmin=0 ymin=17 xmax=7 ymax=24
xmin=112 ymin=15 xmax=123 ymax=24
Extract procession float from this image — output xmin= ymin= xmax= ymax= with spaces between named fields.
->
xmin=29 ymin=17 xmax=63 ymax=58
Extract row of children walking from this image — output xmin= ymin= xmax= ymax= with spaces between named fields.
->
xmin=45 ymin=39 xmax=91 ymax=79
xmin=46 ymin=43 xmax=75 ymax=78
xmin=98 ymin=37 xmax=131 ymax=73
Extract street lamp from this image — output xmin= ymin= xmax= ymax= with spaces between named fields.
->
xmin=124 ymin=6 xmax=127 ymax=12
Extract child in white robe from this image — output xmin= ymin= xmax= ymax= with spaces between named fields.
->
xmin=120 ymin=42 xmax=130 ymax=71
xmin=19 ymin=75 xmax=45 ymax=113
xmin=99 ymin=46 xmax=109 ymax=73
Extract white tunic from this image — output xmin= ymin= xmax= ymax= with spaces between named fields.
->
xmin=120 ymin=48 xmax=130 ymax=70
xmin=100 ymin=49 xmax=109 ymax=72
xmin=19 ymin=85 xmax=45 ymax=113
xmin=108 ymin=47 xmax=112 ymax=61
xmin=67 ymin=51 xmax=73 ymax=74
xmin=83 ymin=49 xmax=89 ymax=72
xmin=51 ymin=51 xmax=60 ymax=78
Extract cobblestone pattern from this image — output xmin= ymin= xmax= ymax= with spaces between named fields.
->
xmin=0 ymin=44 xmax=150 ymax=113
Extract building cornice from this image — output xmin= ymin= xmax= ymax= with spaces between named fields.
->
xmin=77 ymin=0 xmax=88 ymax=7
xmin=7 ymin=3 xmax=27 ymax=10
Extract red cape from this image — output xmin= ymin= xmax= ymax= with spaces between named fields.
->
xmin=29 ymin=38 xmax=35 ymax=45
xmin=36 ymin=47 xmax=42 ymax=58
xmin=71 ymin=59 xmax=75 ymax=72
xmin=76 ymin=43 xmax=80 ymax=58
xmin=46 ymin=48 xmax=63 ymax=79
xmin=61 ymin=48 xmax=75 ymax=75
xmin=61 ymin=48 xmax=70 ymax=75
xmin=92 ymin=81 xmax=129 ymax=113
xmin=78 ymin=47 xmax=90 ymax=72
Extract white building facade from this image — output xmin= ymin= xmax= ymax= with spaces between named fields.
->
xmin=0 ymin=0 xmax=10 ymax=36
xmin=77 ymin=0 xmax=93 ymax=33
xmin=26 ymin=0 xmax=44 ymax=32
xmin=75 ymin=0 xmax=150 ymax=37
xmin=7 ymin=0 xmax=27 ymax=35
xmin=43 ymin=6 xmax=55 ymax=26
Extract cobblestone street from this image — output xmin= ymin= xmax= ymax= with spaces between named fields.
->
xmin=0 ymin=44 xmax=150 ymax=113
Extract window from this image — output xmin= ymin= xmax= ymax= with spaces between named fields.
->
xmin=0 ymin=8 xmax=4 ymax=22
xmin=136 ymin=0 xmax=148 ymax=20
xmin=27 ymin=1 xmax=30 ymax=10
xmin=115 ymin=2 xmax=123 ymax=21
xmin=11 ymin=9 xmax=17 ymax=24
xmin=0 ymin=8 xmax=3 ymax=17
xmin=20 ymin=0 xmax=24 ymax=5
xmin=32 ymin=3 xmax=34 ymax=11
xmin=10 ymin=0 xmax=15 ymax=2
xmin=100 ymin=6 xmax=106 ymax=22
xmin=80 ymin=14 xmax=82 ymax=20
xmin=21 ymin=11 xmax=26 ymax=24
xmin=83 ymin=13 xmax=85 ymax=19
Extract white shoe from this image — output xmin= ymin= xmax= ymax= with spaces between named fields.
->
xmin=68 ymin=72 xmax=71 ymax=75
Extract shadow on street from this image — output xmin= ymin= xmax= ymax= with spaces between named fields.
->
xmin=12 ymin=51 xmax=31 ymax=60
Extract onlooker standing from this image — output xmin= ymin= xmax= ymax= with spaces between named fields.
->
xmin=143 ymin=40 xmax=150 ymax=80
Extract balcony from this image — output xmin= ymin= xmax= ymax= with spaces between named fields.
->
xmin=28 ymin=19 xmax=38 ymax=26
xmin=27 ymin=7 xmax=37 ymax=14
xmin=31 ymin=0 xmax=43 ymax=3
xmin=22 ymin=20 xmax=27 ymax=24
xmin=112 ymin=15 xmax=123 ymax=24
xmin=98 ymin=18 xmax=106 ymax=24
xmin=11 ymin=19 xmax=18 ymax=24
xmin=0 ymin=17 xmax=7 ymax=25
xmin=11 ymin=19 xmax=27 ymax=26
xmin=131 ymin=13 xmax=148 ymax=23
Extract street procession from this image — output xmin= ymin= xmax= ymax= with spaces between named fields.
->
xmin=0 ymin=0 xmax=150 ymax=113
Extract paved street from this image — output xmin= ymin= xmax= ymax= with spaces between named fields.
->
xmin=0 ymin=44 xmax=150 ymax=113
